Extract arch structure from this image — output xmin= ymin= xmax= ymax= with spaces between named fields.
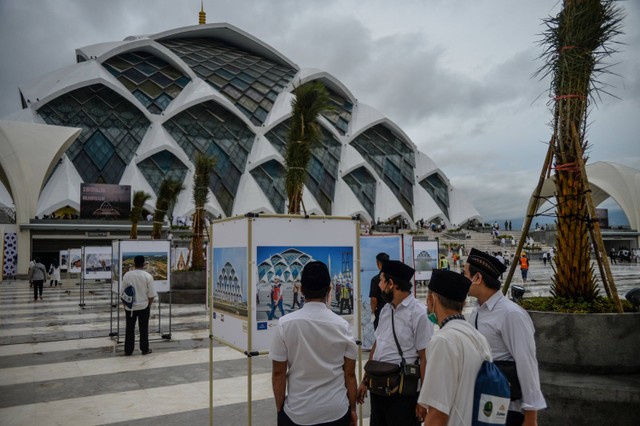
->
xmin=3 ymin=22 xmax=480 ymax=239
xmin=538 ymin=161 xmax=640 ymax=232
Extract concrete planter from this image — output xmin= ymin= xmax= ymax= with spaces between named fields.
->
xmin=159 ymin=270 xmax=206 ymax=304
xmin=528 ymin=310 xmax=640 ymax=425
xmin=529 ymin=311 xmax=640 ymax=374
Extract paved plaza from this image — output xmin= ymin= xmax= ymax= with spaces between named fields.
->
xmin=0 ymin=260 xmax=638 ymax=425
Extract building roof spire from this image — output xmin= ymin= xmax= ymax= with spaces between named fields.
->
xmin=199 ymin=0 xmax=206 ymax=25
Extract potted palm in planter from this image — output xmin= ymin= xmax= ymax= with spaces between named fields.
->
xmin=285 ymin=81 xmax=333 ymax=214
xmin=129 ymin=190 xmax=151 ymax=239
xmin=169 ymin=154 xmax=216 ymax=304
xmin=514 ymin=2 xmax=639 ymax=424
xmin=151 ymin=178 xmax=183 ymax=239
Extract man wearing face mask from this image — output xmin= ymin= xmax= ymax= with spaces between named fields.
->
xmin=465 ymin=248 xmax=546 ymax=426
xmin=417 ymin=269 xmax=492 ymax=425
xmin=356 ymin=260 xmax=433 ymax=425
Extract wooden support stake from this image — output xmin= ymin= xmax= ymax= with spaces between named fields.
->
xmin=570 ymin=124 xmax=622 ymax=313
xmin=502 ymin=142 xmax=554 ymax=295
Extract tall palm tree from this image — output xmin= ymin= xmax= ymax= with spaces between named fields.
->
xmin=191 ymin=154 xmax=216 ymax=270
xmin=151 ymin=179 xmax=184 ymax=239
xmin=129 ymin=190 xmax=152 ymax=239
xmin=538 ymin=0 xmax=622 ymax=300
xmin=285 ymin=81 xmax=333 ymax=214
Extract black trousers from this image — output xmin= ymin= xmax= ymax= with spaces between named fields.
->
xmin=370 ymin=393 xmax=420 ymax=426
xmin=124 ymin=306 xmax=151 ymax=355
xmin=506 ymin=410 xmax=525 ymax=426
xmin=32 ymin=280 xmax=44 ymax=300
xmin=277 ymin=408 xmax=350 ymax=426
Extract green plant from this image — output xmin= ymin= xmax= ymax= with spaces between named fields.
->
xmin=285 ymin=81 xmax=333 ymax=214
xmin=518 ymin=296 xmax=633 ymax=314
xmin=151 ymin=179 xmax=184 ymax=239
xmin=191 ymin=154 xmax=216 ymax=270
xmin=130 ymin=190 xmax=151 ymax=239
xmin=537 ymin=0 xmax=622 ymax=301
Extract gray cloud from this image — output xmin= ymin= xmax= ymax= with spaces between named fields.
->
xmin=0 ymin=0 xmax=637 ymax=223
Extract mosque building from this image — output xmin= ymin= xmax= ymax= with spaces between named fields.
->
xmin=0 ymin=6 xmax=481 ymax=275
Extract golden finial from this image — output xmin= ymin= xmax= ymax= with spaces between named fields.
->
xmin=199 ymin=0 xmax=206 ymax=25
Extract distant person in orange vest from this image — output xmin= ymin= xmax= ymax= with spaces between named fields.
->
xmin=520 ymin=253 xmax=530 ymax=283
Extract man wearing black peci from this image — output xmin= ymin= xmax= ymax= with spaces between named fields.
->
xmin=465 ymin=248 xmax=546 ymax=426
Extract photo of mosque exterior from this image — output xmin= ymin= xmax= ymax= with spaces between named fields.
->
xmin=257 ymin=247 xmax=354 ymax=318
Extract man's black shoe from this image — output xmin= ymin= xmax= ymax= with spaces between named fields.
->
xmin=142 ymin=349 xmax=153 ymax=355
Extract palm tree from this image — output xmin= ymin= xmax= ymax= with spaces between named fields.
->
xmin=285 ymin=81 xmax=333 ymax=214
xmin=151 ymin=179 xmax=184 ymax=239
xmin=191 ymin=154 xmax=216 ymax=270
xmin=538 ymin=0 xmax=622 ymax=300
xmin=129 ymin=190 xmax=152 ymax=239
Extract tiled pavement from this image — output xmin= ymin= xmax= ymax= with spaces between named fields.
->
xmin=1 ymin=260 xmax=637 ymax=425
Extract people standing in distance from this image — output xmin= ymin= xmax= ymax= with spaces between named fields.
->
xmin=369 ymin=253 xmax=389 ymax=330
xmin=465 ymin=248 xmax=546 ymax=426
xmin=28 ymin=258 xmax=47 ymax=301
xmin=48 ymin=261 xmax=61 ymax=287
xmin=270 ymin=261 xmax=358 ymax=426
xmin=417 ymin=269 xmax=492 ymax=425
xmin=519 ymin=253 xmax=529 ymax=283
xmin=357 ymin=260 xmax=433 ymax=426
xmin=120 ymin=255 xmax=157 ymax=356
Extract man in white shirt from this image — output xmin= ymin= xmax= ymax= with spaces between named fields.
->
xmin=417 ymin=269 xmax=493 ymax=426
xmin=465 ymin=248 xmax=546 ymax=426
xmin=270 ymin=261 xmax=357 ymax=426
xmin=120 ymin=255 xmax=157 ymax=356
xmin=356 ymin=260 xmax=433 ymax=425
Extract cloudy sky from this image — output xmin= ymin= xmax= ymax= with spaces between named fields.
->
xmin=1 ymin=0 xmax=638 ymax=222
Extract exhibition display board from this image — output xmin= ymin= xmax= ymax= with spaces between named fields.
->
xmin=59 ymin=249 xmax=68 ymax=271
xmin=68 ymin=248 xmax=82 ymax=273
xmin=413 ymin=239 xmax=439 ymax=281
xmin=119 ymin=240 xmax=171 ymax=293
xmin=83 ymin=246 xmax=112 ymax=280
xmin=210 ymin=215 xmax=360 ymax=354
xmin=359 ymin=234 xmax=408 ymax=350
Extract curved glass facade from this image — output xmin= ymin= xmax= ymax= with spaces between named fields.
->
xmin=264 ymin=120 xmax=341 ymax=214
xmin=322 ymin=87 xmax=353 ymax=135
xmin=350 ymin=125 xmax=415 ymax=217
xmin=249 ymin=160 xmax=286 ymax=213
xmin=419 ymin=173 xmax=450 ymax=220
xmin=137 ymin=150 xmax=189 ymax=196
xmin=342 ymin=166 xmax=377 ymax=219
xmin=163 ymin=100 xmax=255 ymax=216
xmin=159 ymin=38 xmax=296 ymax=126
xmin=103 ymin=50 xmax=190 ymax=115
xmin=37 ymin=84 xmax=149 ymax=184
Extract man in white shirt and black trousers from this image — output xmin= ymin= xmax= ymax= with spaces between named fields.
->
xmin=357 ymin=260 xmax=433 ymax=425
xmin=465 ymin=248 xmax=547 ymax=426
xmin=270 ymin=261 xmax=358 ymax=426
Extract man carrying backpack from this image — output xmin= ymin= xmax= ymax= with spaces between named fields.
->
xmin=120 ymin=255 xmax=157 ymax=356
xmin=417 ymin=269 xmax=493 ymax=425
xmin=465 ymin=249 xmax=546 ymax=425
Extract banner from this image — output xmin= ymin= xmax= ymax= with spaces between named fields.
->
xmin=80 ymin=183 xmax=131 ymax=219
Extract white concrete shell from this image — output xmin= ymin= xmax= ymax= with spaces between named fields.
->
xmin=4 ymin=22 xmax=480 ymax=237
xmin=539 ymin=161 xmax=640 ymax=232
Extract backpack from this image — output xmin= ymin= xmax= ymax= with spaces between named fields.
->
xmin=472 ymin=361 xmax=510 ymax=426
xmin=121 ymin=284 xmax=136 ymax=317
